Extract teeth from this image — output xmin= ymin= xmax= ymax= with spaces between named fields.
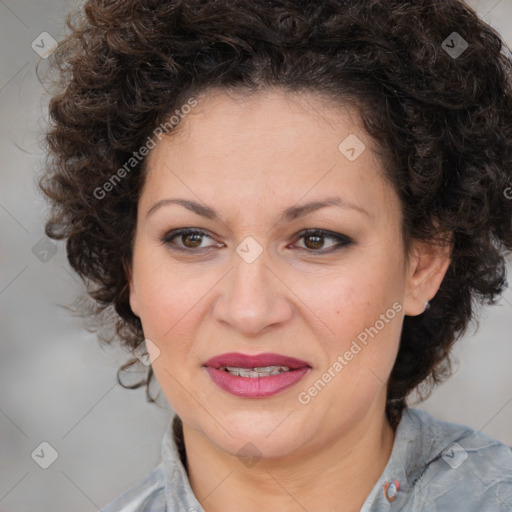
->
xmin=222 ymin=365 xmax=291 ymax=377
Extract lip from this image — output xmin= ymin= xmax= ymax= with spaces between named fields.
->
xmin=203 ymin=352 xmax=311 ymax=398
xmin=204 ymin=352 xmax=310 ymax=369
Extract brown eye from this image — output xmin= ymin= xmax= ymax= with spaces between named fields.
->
xmin=303 ymin=234 xmax=325 ymax=250
xmin=161 ymin=229 xmax=220 ymax=251
xmin=294 ymin=229 xmax=353 ymax=252
xmin=181 ymin=232 xmax=204 ymax=248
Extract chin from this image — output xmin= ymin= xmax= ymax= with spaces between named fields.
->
xmin=198 ymin=407 xmax=311 ymax=458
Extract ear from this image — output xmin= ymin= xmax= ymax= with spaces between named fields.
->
xmin=123 ymin=258 xmax=140 ymax=317
xmin=403 ymin=235 xmax=452 ymax=316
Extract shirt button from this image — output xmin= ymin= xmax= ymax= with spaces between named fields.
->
xmin=383 ymin=480 xmax=400 ymax=502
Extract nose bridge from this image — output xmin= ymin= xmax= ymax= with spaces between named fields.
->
xmin=214 ymin=242 xmax=293 ymax=335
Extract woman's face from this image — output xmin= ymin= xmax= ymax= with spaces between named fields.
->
xmin=128 ymin=88 xmax=442 ymax=458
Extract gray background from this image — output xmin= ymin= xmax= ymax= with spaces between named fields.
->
xmin=1 ymin=1 xmax=511 ymax=510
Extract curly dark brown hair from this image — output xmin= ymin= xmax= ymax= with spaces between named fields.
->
xmin=38 ymin=0 xmax=512 ymax=428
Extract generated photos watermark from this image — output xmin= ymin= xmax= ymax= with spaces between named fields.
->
xmin=298 ymin=301 xmax=403 ymax=405
xmin=93 ymin=97 xmax=198 ymax=200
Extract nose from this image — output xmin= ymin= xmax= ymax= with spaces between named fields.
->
xmin=212 ymin=246 xmax=294 ymax=336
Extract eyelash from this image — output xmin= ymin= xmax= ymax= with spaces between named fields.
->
xmin=160 ymin=228 xmax=353 ymax=254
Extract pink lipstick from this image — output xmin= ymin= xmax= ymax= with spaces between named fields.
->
xmin=203 ymin=352 xmax=311 ymax=398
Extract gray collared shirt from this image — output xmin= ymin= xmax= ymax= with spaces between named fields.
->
xmin=101 ymin=408 xmax=512 ymax=511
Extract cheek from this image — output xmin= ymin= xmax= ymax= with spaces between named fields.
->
xmin=131 ymin=242 xmax=199 ymax=338
xmin=294 ymin=259 xmax=404 ymax=338
xmin=292 ymin=259 xmax=405 ymax=403
xmin=132 ymin=259 xmax=209 ymax=409
xmin=135 ymin=268 xmax=205 ymax=342
xmin=297 ymin=271 xmax=404 ymax=406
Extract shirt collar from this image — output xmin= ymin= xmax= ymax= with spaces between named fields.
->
xmin=361 ymin=407 xmax=475 ymax=509
xmin=160 ymin=414 xmax=204 ymax=511
xmin=159 ymin=408 xmax=467 ymax=511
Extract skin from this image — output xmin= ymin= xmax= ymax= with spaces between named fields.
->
xmin=128 ymin=88 xmax=451 ymax=512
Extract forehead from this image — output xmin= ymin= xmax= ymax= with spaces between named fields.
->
xmin=154 ymin=87 xmax=374 ymax=157
xmin=140 ymin=88 xmax=397 ymax=220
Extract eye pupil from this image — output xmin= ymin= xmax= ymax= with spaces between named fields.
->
xmin=304 ymin=235 xmax=324 ymax=250
xmin=183 ymin=233 xmax=203 ymax=248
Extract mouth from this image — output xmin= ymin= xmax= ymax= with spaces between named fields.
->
xmin=203 ymin=352 xmax=311 ymax=398
xmin=219 ymin=365 xmax=293 ymax=377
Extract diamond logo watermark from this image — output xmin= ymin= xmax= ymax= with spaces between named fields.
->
xmin=236 ymin=236 xmax=263 ymax=264
xmin=31 ymin=441 xmax=59 ymax=469
xmin=441 ymin=32 xmax=468 ymax=59
xmin=134 ymin=339 xmax=161 ymax=366
xmin=236 ymin=442 xmax=262 ymax=468
xmin=441 ymin=442 xmax=468 ymax=469
xmin=338 ymin=134 xmax=366 ymax=161
xmin=32 ymin=236 xmax=58 ymax=263
xmin=31 ymin=32 xmax=58 ymax=59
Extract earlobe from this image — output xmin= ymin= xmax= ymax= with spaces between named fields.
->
xmin=403 ymin=237 xmax=452 ymax=316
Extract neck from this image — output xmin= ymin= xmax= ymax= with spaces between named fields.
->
xmin=182 ymin=401 xmax=395 ymax=512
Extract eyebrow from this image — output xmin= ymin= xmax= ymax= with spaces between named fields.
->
xmin=145 ymin=196 xmax=371 ymax=222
